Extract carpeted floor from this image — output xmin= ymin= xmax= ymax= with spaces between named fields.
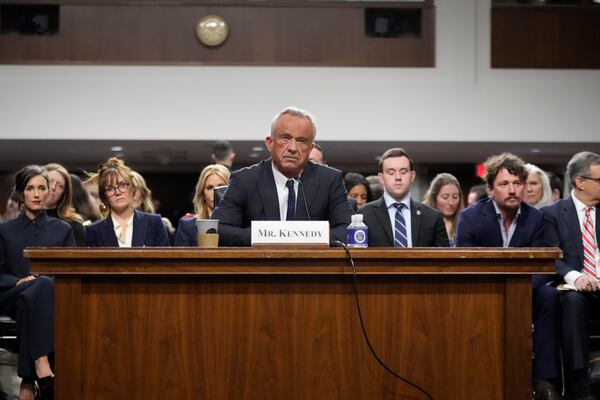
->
xmin=0 ymin=348 xmax=19 ymax=400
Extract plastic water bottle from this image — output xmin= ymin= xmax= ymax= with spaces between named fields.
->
xmin=347 ymin=214 xmax=368 ymax=248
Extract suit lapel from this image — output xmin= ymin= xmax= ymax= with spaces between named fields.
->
xmin=374 ymin=197 xmax=394 ymax=245
xmin=483 ymin=199 xmax=504 ymax=246
xmin=509 ymin=205 xmax=527 ymax=247
xmin=294 ymin=163 xmax=316 ymax=220
xmin=257 ymin=159 xmax=281 ymax=221
xmin=101 ymin=217 xmax=119 ymax=247
xmin=410 ymin=199 xmax=421 ymax=246
xmin=564 ymin=198 xmax=584 ymax=255
xmin=131 ymin=210 xmax=146 ymax=247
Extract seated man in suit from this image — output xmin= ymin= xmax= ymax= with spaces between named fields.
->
xmin=542 ymin=151 xmax=600 ymax=400
xmin=211 ymin=106 xmax=353 ymax=246
xmin=456 ymin=153 xmax=560 ymax=400
xmin=358 ymin=147 xmax=449 ymax=247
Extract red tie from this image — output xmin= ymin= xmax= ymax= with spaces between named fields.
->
xmin=582 ymin=207 xmax=598 ymax=278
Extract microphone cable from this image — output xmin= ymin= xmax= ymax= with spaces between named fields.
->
xmin=332 ymin=240 xmax=434 ymax=400
xmin=295 ymin=177 xmax=311 ymax=221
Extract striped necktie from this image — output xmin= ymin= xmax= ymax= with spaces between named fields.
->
xmin=582 ymin=207 xmax=598 ymax=278
xmin=393 ymin=203 xmax=408 ymax=248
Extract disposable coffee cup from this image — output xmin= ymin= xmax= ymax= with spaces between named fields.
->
xmin=196 ymin=219 xmax=219 ymax=248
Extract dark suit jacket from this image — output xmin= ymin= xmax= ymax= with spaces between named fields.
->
xmin=456 ymin=198 xmax=545 ymax=248
xmin=542 ymin=197 xmax=600 ymax=280
xmin=0 ymin=211 xmax=75 ymax=292
xmin=211 ymin=158 xmax=353 ymax=246
xmin=174 ymin=216 xmax=197 ymax=247
xmin=86 ymin=209 xmax=170 ymax=247
xmin=358 ymin=197 xmax=449 ymax=247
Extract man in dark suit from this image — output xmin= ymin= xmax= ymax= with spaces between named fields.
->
xmin=212 ymin=106 xmax=353 ymax=246
xmin=358 ymin=147 xmax=449 ymax=247
xmin=456 ymin=153 xmax=560 ymax=400
xmin=542 ymin=151 xmax=600 ymax=400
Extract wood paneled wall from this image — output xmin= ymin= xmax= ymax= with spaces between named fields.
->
xmin=492 ymin=5 xmax=600 ymax=69
xmin=0 ymin=0 xmax=435 ymax=66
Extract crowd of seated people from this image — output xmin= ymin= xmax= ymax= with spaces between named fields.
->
xmin=1 ymin=106 xmax=600 ymax=400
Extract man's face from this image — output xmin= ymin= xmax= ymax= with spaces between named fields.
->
xmin=378 ymin=156 xmax=415 ymax=201
xmin=575 ymin=164 xmax=600 ymax=205
xmin=265 ymin=114 xmax=315 ymax=178
xmin=489 ymin=168 xmax=524 ymax=211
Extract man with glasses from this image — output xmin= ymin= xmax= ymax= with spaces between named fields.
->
xmin=358 ymin=147 xmax=448 ymax=247
xmin=543 ymin=151 xmax=600 ymax=400
xmin=212 ymin=106 xmax=353 ymax=246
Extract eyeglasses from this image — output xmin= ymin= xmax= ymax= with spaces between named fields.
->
xmin=579 ymin=176 xmax=600 ymax=184
xmin=104 ymin=182 xmax=130 ymax=196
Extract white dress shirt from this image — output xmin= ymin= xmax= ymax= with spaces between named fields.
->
xmin=271 ymin=163 xmax=299 ymax=221
xmin=111 ymin=213 xmax=134 ymax=248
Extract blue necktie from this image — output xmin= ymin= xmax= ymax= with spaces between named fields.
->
xmin=286 ymin=179 xmax=296 ymax=220
xmin=393 ymin=203 xmax=408 ymax=247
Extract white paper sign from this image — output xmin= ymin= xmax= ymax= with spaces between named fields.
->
xmin=251 ymin=221 xmax=329 ymax=246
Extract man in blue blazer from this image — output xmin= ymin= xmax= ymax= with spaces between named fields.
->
xmin=542 ymin=151 xmax=600 ymax=400
xmin=456 ymin=153 xmax=560 ymax=400
xmin=86 ymin=209 xmax=170 ymax=247
xmin=212 ymin=107 xmax=353 ymax=246
xmin=358 ymin=147 xmax=449 ymax=247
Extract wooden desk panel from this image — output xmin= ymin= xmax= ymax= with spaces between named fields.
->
xmin=26 ymin=248 xmax=559 ymax=400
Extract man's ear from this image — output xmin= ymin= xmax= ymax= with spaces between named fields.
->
xmin=265 ymin=136 xmax=274 ymax=153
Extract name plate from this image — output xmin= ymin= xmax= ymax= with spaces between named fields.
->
xmin=251 ymin=221 xmax=329 ymax=246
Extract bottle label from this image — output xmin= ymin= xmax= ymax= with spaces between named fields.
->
xmin=347 ymin=228 xmax=368 ymax=247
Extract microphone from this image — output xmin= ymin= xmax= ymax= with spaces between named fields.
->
xmin=295 ymin=176 xmax=311 ymax=221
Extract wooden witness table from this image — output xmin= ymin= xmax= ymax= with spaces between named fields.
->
xmin=25 ymin=247 xmax=560 ymax=400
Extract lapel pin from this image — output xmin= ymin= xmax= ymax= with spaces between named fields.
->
xmin=416 ymin=210 xmax=421 ymax=216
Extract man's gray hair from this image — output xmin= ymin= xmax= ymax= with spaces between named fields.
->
xmin=566 ymin=151 xmax=600 ymax=187
xmin=270 ymin=106 xmax=317 ymax=137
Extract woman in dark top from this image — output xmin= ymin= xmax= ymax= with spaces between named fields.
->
xmin=44 ymin=163 xmax=86 ymax=246
xmin=85 ymin=157 xmax=170 ymax=247
xmin=0 ymin=165 xmax=75 ymax=400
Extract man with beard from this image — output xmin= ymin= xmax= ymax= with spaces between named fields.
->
xmin=456 ymin=153 xmax=560 ymax=400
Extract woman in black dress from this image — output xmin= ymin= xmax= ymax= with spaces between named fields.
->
xmin=0 ymin=165 xmax=75 ymax=400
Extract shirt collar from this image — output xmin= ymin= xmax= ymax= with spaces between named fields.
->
xmin=383 ymin=191 xmax=411 ymax=210
xmin=19 ymin=210 xmax=48 ymax=228
xmin=492 ymin=199 xmax=522 ymax=219
xmin=271 ymin=161 xmax=302 ymax=187
xmin=571 ymin=189 xmax=595 ymax=213
xmin=111 ymin=212 xmax=134 ymax=229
